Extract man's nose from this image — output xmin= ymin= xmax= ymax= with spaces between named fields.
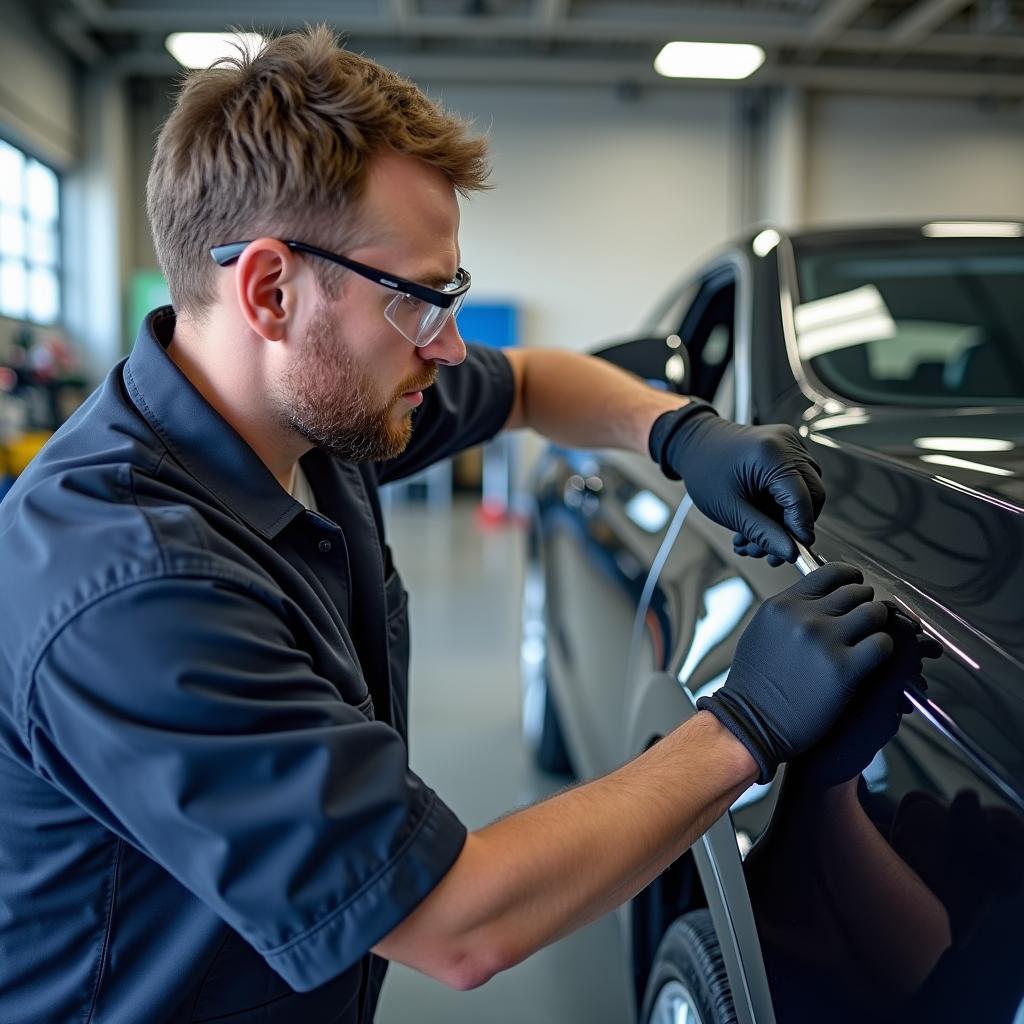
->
xmin=418 ymin=316 xmax=467 ymax=367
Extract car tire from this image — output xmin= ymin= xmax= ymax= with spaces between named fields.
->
xmin=640 ymin=909 xmax=737 ymax=1024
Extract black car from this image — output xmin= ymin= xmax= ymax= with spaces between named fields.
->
xmin=522 ymin=223 xmax=1024 ymax=1024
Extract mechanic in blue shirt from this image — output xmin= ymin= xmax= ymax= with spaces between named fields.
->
xmin=0 ymin=26 xmax=902 ymax=1024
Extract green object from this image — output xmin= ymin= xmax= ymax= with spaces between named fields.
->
xmin=128 ymin=271 xmax=171 ymax=352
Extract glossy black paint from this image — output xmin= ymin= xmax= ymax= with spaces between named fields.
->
xmin=528 ymin=225 xmax=1024 ymax=1023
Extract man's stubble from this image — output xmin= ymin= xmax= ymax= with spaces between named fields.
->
xmin=281 ymin=300 xmax=437 ymax=462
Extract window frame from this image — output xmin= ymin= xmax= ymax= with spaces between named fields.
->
xmin=0 ymin=134 xmax=63 ymax=327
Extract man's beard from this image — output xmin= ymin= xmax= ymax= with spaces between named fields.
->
xmin=280 ymin=301 xmax=437 ymax=462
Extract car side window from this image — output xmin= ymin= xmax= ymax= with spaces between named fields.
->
xmin=676 ymin=276 xmax=737 ymax=410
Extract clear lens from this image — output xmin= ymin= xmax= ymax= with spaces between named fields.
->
xmin=385 ymin=294 xmax=427 ymax=343
xmin=384 ymin=276 xmax=468 ymax=347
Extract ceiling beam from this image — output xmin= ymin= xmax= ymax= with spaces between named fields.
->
xmin=387 ymin=0 xmax=416 ymax=26
xmin=111 ymin=47 xmax=1024 ymax=98
xmin=52 ymin=5 xmax=809 ymax=43
xmin=60 ymin=4 xmax=1024 ymax=59
xmin=805 ymin=0 xmax=874 ymax=46
xmin=534 ymin=0 xmax=570 ymax=25
xmin=887 ymin=0 xmax=973 ymax=49
xmin=846 ymin=28 xmax=1024 ymax=57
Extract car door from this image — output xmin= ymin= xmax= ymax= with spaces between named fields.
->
xmin=535 ymin=258 xmax=748 ymax=782
xmin=641 ymin=285 xmax=1024 ymax=1023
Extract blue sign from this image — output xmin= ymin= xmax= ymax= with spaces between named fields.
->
xmin=456 ymin=303 xmax=518 ymax=349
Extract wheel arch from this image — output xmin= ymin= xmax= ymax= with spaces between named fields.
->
xmin=623 ymin=671 xmax=777 ymax=1024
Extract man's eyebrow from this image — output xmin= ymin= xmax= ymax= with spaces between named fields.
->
xmin=423 ymin=275 xmax=453 ymax=288
xmin=422 ymin=247 xmax=462 ymax=289
xmin=417 ymin=269 xmax=460 ymax=289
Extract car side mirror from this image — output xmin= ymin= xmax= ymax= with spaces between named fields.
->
xmin=593 ymin=335 xmax=691 ymax=394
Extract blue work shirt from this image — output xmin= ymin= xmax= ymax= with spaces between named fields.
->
xmin=0 ymin=307 xmax=515 ymax=1023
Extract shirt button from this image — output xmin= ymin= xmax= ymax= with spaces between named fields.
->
xmin=318 ymin=539 xmax=333 ymax=554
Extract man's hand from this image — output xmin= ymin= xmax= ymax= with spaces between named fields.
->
xmin=696 ymin=563 xmax=893 ymax=784
xmin=793 ymin=602 xmax=943 ymax=789
xmin=649 ymin=400 xmax=825 ymax=565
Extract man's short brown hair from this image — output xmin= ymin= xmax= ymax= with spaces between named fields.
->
xmin=147 ymin=25 xmax=490 ymax=317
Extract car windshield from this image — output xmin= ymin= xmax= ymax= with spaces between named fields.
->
xmin=792 ymin=234 xmax=1024 ymax=406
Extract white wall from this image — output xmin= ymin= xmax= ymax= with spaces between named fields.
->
xmin=129 ymin=81 xmax=741 ymax=355
xmin=64 ymin=73 xmax=1024 ymax=376
xmin=63 ymin=74 xmax=134 ymax=382
xmin=805 ymin=94 xmax=1024 ymax=226
xmin=422 ymin=85 xmax=740 ymax=352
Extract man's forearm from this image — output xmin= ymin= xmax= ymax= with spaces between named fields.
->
xmin=503 ymin=348 xmax=687 ymax=455
xmin=372 ymin=710 xmax=757 ymax=989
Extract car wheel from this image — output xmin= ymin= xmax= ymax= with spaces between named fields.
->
xmin=520 ymin=561 xmax=572 ymax=775
xmin=640 ymin=909 xmax=737 ymax=1024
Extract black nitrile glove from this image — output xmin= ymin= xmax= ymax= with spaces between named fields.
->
xmin=793 ymin=602 xmax=943 ymax=789
xmin=696 ymin=562 xmax=893 ymax=784
xmin=649 ymin=400 xmax=825 ymax=565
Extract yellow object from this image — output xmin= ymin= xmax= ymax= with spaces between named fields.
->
xmin=3 ymin=431 xmax=52 ymax=476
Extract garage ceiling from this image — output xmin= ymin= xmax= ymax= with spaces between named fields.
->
xmin=41 ymin=0 xmax=1024 ymax=97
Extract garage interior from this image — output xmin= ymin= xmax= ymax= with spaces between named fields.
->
xmin=1 ymin=2 xmax=1022 ymax=1022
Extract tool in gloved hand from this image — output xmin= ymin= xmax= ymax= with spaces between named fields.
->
xmin=696 ymin=562 xmax=893 ymax=784
xmin=649 ymin=399 xmax=825 ymax=566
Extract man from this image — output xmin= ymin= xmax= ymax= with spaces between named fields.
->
xmin=0 ymin=26 xmax=902 ymax=1024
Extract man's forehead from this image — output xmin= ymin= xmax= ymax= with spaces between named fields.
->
xmin=353 ymin=157 xmax=462 ymax=285
xmin=356 ymin=225 xmax=461 ymax=287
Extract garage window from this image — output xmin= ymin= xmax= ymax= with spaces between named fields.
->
xmin=0 ymin=139 xmax=61 ymax=325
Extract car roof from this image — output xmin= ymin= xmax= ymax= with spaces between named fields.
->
xmin=748 ymin=221 xmax=1024 ymax=250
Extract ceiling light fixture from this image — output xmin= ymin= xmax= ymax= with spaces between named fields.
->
xmin=165 ymin=32 xmax=266 ymax=70
xmin=654 ymin=42 xmax=765 ymax=81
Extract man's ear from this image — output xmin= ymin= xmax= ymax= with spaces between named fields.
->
xmin=232 ymin=238 xmax=307 ymax=341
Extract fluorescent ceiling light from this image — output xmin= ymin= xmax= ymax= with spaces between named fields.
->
xmin=654 ymin=42 xmax=765 ymax=80
xmin=914 ymin=436 xmax=1014 ymax=452
xmin=923 ymin=221 xmax=1023 ymax=238
xmin=919 ymin=454 xmax=1014 ymax=477
xmin=165 ymin=32 xmax=266 ymax=70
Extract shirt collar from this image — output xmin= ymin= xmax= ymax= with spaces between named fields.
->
xmin=123 ymin=306 xmax=304 ymax=540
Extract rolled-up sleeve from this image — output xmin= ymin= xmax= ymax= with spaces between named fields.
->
xmin=20 ymin=572 xmax=467 ymax=992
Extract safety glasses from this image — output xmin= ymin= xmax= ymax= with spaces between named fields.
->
xmin=210 ymin=239 xmax=471 ymax=347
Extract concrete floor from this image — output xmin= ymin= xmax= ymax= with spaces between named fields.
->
xmin=376 ymin=496 xmax=635 ymax=1024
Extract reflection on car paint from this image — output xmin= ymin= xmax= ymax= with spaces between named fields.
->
xmin=746 ymin=757 xmax=1024 ymax=1022
xmin=676 ymin=577 xmax=754 ymax=687
xmin=624 ymin=489 xmax=672 ymax=533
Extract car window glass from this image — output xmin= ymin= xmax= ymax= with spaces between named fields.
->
xmin=680 ymin=279 xmax=736 ymax=403
xmin=793 ymin=241 xmax=1024 ymax=405
xmin=710 ymin=360 xmax=735 ymax=419
xmin=644 ymin=282 xmax=699 ymax=337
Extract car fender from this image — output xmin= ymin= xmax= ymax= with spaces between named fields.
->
xmin=623 ymin=671 xmax=777 ymax=1024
